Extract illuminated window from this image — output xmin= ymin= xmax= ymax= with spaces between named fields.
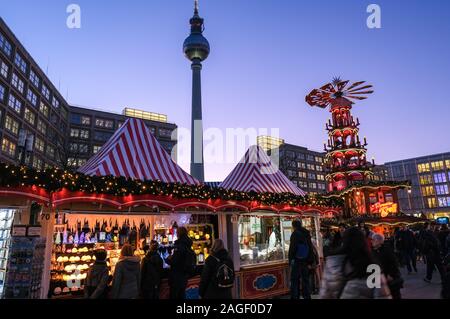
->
xmin=316 ymin=165 xmax=323 ymax=172
xmin=93 ymin=145 xmax=102 ymax=154
xmin=417 ymin=163 xmax=430 ymax=173
xmin=298 ymin=162 xmax=306 ymax=169
xmin=318 ymin=183 xmax=326 ymax=190
xmin=1 ymin=138 xmax=16 ymax=157
xmin=298 ymin=171 xmax=307 ymax=179
xmin=438 ymin=197 xmax=448 ymax=208
xmin=419 ymin=175 xmax=432 ymax=185
xmin=308 ymin=173 xmax=316 ymax=180
xmin=445 ymin=159 xmax=450 ymax=169
xmin=298 ymin=181 xmax=308 ymax=188
xmin=123 ymin=108 xmax=168 ymax=123
xmin=46 ymin=145 xmax=55 ymax=159
xmin=0 ymin=84 xmax=5 ymax=102
xmin=0 ymin=60 xmax=8 ymax=78
xmin=434 ymin=172 xmax=447 ymax=184
xmin=317 ymin=174 xmax=325 ymax=181
xmin=309 ymin=182 xmax=317 ymax=189
xmin=24 ymin=108 xmax=35 ymax=125
xmin=41 ymin=84 xmax=50 ymax=100
xmin=80 ymin=130 xmax=89 ymax=139
xmin=11 ymin=73 xmax=24 ymax=93
xmin=82 ymin=116 xmax=91 ymax=125
xmin=315 ymin=156 xmax=323 ymax=163
xmin=427 ymin=197 xmax=437 ymax=208
xmin=436 ymin=185 xmax=449 ymax=195
xmin=307 ymin=164 xmax=315 ymax=171
xmin=431 ymin=161 xmax=444 ymax=171
xmin=32 ymin=157 xmax=43 ymax=170
xmin=26 ymin=89 xmax=37 ymax=106
xmin=422 ymin=186 xmax=435 ymax=196
xmin=52 ymin=97 xmax=60 ymax=109
xmin=8 ymin=94 xmax=22 ymax=113
xmin=14 ymin=53 xmax=27 ymax=73
xmin=0 ymin=33 xmax=12 ymax=56
xmin=307 ymin=154 xmax=314 ymax=161
xmin=37 ymin=119 xmax=46 ymax=134
xmin=34 ymin=137 xmax=44 ymax=153
xmin=5 ymin=116 xmax=19 ymax=135
xmin=29 ymin=70 xmax=40 ymax=88
xmin=39 ymin=102 xmax=49 ymax=117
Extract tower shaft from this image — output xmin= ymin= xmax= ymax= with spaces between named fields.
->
xmin=190 ymin=59 xmax=205 ymax=182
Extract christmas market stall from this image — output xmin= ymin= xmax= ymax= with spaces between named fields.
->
xmin=218 ymin=146 xmax=340 ymax=299
xmin=0 ymin=119 xmax=340 ymax=299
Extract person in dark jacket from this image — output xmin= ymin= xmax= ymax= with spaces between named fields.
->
xmin=84 ymin=249 xmax=110 ymax=299
xmin=371 ymin=233 xmax=403 ymax=299
xmin=437 ymin=225 xmax=450 ymax=256
xmin=330 ymin=224 xmax=346 ymax=252
xmin=398 ymin=226 xmax=418 ymax=273
xmin=140 ymin=240 xmax=164 ymax=299
xmin=166 ymin=226 xmax=194 ymax=299
xmin=111 ymin=244 xmax=141 ymax=299
xmin=199 ymin=239 xmax=234 ymax=299
xmin=421 ymin=223 xmax=445 ymax=283
xmin=288 ymin=219 xmax=315 ymax=299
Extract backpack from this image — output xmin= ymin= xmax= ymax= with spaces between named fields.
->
xmin=184 ymin=248 xmax=197 ymax=278
xmin=295 ymin=233 xmax=311 ymax=261
xmin=212 ymin=256 xmax=235 ymax=288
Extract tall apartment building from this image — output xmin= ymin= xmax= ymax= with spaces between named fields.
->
xmin=257 ymin=136 xmax=327 ymax=194
xmin=68 ymin=106 xmax=177 ymax=168
xmin=0 ymin=18 xmax=177 ymax=170
xmin=385 ymin=152 xmax=450 ymax=218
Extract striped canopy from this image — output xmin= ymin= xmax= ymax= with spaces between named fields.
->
xmin=78 ymin=118 xmax=199 ymax=185
xmin=219 ymin=145 xmax=306 ymax=196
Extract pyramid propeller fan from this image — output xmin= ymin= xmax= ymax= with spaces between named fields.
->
xmin=305 ymin=78 xmax=374 ymax=108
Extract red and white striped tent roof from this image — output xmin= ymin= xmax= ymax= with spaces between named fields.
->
xmin=78 ymin=118 xmax=199 ymax=185
xmin=219 ymin=145 xmax=306 ymax=196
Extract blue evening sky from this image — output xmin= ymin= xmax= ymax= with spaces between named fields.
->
xmin=1 ymin=0 xmax=450 ymax=181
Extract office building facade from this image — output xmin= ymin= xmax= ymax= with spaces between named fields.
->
xmin=258 ymin=136 xmax=326 ymax=194
xmin=385 ymin=152 xmax=450 ymax=218
xmin=0 ymin=18 xmax=177 ymax=170
xmin=68 ymin=106 xmax=177 ymax=168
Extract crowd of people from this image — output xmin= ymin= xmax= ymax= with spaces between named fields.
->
xmin=82 ymin=226 xmax=235 ymax=300
xmin=312 ymin=221 xmax=450 ymax=299
xmin=81 ymin=221 xmax=450 ymax=299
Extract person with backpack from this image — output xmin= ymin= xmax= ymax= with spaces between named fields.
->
xmin=166 ymin=226 xmax=195 ymax=299
xmin=140 ymin=240 xmax=164 ymax=299
xmin=320 ymin=227 xmax=391 ymax=299
xmin=84 ymin=249 xmax=110 ymax=299
xmin=199 ymin=239 xmax=234 ymax=299
xmin=288 ymin=219 xmax=315 ymax=299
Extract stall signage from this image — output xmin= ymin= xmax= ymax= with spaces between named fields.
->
xmin=27 ymin=226 xmax=42 ymax=237
xmin=379 ymin=203 xmax=398 ymax=217
xmin=12 ymin=226 xmax=27 ymax=236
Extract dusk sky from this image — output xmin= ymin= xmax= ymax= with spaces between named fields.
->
xmin=1 ymin=0 xmax=450 ymax=181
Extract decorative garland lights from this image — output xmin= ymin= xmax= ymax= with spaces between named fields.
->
xmin=322 ymin=180 xmax=411 ymax=198
xmin=0 ymin=164 xmax=342 ymax=208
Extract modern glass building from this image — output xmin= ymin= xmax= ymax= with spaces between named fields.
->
xmin=384 ymin=152 xmax=450 ymax=218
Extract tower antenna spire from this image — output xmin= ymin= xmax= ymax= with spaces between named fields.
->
xmin=194 ymin=0 xmax=199 ymax=14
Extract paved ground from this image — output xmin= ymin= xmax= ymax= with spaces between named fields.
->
xmin=399 ymin=261 xmax=442 ymax=299
xmin=282 ymin=260 xmax=443 ymax=299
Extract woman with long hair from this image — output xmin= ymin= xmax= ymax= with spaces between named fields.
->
xmin=111 ymin=244 xmax=141 ymax=299
xmin=320 ymin=227 xmax=391 ymax=299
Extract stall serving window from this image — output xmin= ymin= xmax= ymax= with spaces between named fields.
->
xmin=238 ymin=214 xmax=317 ymax=266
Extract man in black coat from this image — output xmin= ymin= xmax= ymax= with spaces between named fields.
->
xmin=166 ymin=227 xmax=194 ymax=299
xmin=372 ymin=233 xmax=403 ymax=299
xmin=288 ymin=219 xmax=315 ymax=299
xmin=421 ymin=223 xmax=445 ymax=283
xmin=398 ymin=226 xmax=418 ymax=273
xmin=140 ymin=241 xmax=164 ymax=299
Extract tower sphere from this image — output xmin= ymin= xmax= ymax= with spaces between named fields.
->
xmin=183 ymin=33 xmax=210 ymax=62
